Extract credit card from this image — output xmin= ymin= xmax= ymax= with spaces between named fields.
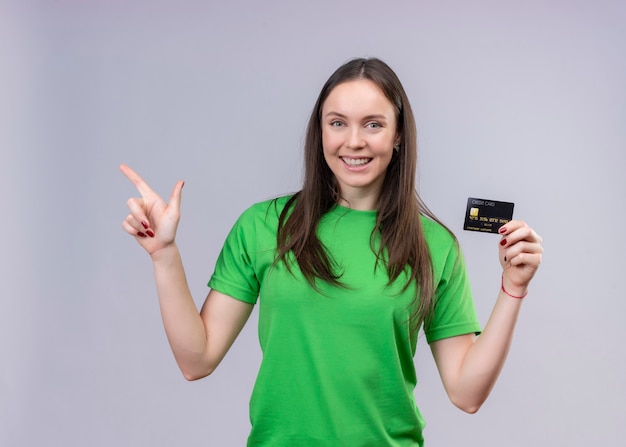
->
xmin=463 ymin=197 xmax=514 ymax=234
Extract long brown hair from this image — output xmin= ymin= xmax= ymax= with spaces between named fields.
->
xmin=275 ymin=57 xmax=451 ymax=334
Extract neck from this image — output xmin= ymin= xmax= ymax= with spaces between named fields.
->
xmin=337 ymin=188 xmax=380 ymax=211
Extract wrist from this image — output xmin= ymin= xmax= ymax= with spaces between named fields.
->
xmin=501 ymin=274 xmax=528 ymax=299
xmin=150 ymin=243 xmax=179 ymax=264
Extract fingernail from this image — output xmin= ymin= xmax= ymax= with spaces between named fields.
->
xmin=141 ymin=221 xmax=149 ymax=229
xmin=499 ymin=226 xmax=507 ymax=234
xmin=137 ymin=232 xmax=147 ymax=238
xmin=500 ymin=239 xmax=507 ymax=246
xmin=146 ymin=230 xmax=155 ymax=238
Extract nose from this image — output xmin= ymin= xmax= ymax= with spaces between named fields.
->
xmin=346 ymin=127 xmax=365 ymax=150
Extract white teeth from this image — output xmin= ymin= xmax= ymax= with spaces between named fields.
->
xmin=342 ymin=157 xmax=371 ymax=166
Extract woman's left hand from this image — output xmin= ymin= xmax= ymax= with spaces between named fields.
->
xmin=498 ymin=220 xmax=543 ymax=296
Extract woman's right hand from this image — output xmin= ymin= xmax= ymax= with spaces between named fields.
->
xmin=120 ymin=164 xmax=185 ymax=256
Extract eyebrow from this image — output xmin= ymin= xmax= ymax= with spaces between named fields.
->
xmin=324 ymin=112 xmax=389 ymax=121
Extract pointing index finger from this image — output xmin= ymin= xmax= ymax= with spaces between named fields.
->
xmin=120 ymin=163 xmax=155 ymax=197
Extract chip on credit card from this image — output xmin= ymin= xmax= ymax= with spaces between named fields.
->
xmin=463 ymin=197 xmax=514 ymax=234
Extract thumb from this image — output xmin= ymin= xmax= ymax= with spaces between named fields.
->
xmin=168 ymin=180 xmax=185 ymax=211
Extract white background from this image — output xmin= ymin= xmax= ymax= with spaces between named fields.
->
xmin=1 ymin=0 xmax=624 ymax=445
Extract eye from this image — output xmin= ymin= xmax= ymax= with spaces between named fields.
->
xmin=366 ymin=122 xmax=382 ymax=129
xmin=330 ymin=120 xmax=345 ymax=127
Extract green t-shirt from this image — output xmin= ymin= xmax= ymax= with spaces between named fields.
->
xmin=208 ymin=196 xmax=481 ymax=446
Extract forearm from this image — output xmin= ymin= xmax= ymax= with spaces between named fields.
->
xmin=452 ymin=290 xmax=523 ymax=412
xmin=151 ymin=244 xmax=211 ymax=379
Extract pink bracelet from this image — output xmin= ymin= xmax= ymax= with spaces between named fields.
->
xmin=501 ymin=274 xmax=528 ymax=299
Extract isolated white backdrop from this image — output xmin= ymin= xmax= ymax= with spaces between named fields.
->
xmin=1 ymin=1 xmax=624 ymax=446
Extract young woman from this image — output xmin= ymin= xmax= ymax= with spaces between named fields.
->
xmin=121 ymin=58 xmax=543 ymax=446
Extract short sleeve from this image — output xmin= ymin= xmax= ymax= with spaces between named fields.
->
xmin=423 ymin=227 xmax=482 ymax=344
xmin=208 ymin=208 xmax=261 ymax=305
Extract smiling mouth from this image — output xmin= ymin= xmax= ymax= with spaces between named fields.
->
xmin=341 ymin=157 xmax=372 ymax=166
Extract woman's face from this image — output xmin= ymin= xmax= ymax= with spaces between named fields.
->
xmin=321 ymin=79 xmax=398 ymax=209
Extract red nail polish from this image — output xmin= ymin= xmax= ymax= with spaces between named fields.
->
xmin=141 ymin=221 xmax=149 ymax=229
xmin=499 ymin=227 xmax=507 ymax=234
xmin=500 ymin=239 xmax=507 ymax=246
xmin=137 ymin=232 xmax=147 ymax=238
xmin=146 ymin=230 xmax=155 ymax=238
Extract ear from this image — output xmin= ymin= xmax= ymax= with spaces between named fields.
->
xmin=394 ymin=131 xmax=402 ymax=145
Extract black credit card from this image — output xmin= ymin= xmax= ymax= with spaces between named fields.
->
xmin=463 ymin=197 xmax=514 ymax=234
